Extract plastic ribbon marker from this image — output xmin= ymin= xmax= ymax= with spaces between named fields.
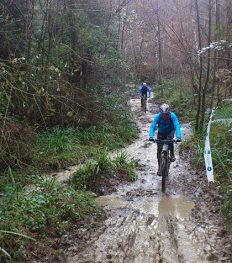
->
xmin=204 ymin=108 xmax=215 ymax=182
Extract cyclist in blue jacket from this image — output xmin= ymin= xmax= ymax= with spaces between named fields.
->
xmin=149 ymin=103 xmax=181 ymax=175
xmin=138 ymin=83 xmax=151 ymax=107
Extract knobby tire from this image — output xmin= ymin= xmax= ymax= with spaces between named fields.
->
xmin=161 ymin=158 xmax=168 ymax=192
xmin=142 ymin=97 xmax=146 ymax=113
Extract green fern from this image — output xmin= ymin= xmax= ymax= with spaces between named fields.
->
xmin=212 ymin=118 xmax=232 ymax=127
xmin=212 ymin=106 xmax=232 ymax=129
xmin=213 ymin=106 xmax=232 ymax=121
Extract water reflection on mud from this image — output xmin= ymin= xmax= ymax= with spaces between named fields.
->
xmin=96 ymin=195 xmax=194 ymax=220
xmin=158 ymin=196 xmax=194 ymax=219
xmin=95 ymin=196 xmax=127 ymax=210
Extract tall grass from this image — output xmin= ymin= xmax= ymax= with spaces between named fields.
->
xmin=114 ymin=152 xmax=137 ymax=181
xmin=180 ymin=105 xmax=232 ymax=227
xmin=70 ymin=150 xmax=137 ymax=190
xmin=33 ymin=116 xmax=137 ymax=171
xmin=37 ymin=127 xmax=77 ymax=154
xmin=210 ymin=106 xmax=232 ymax=227
xmin=32 ymin=127 xmax=83 ymax=171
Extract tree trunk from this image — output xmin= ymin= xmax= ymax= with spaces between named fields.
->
xmin=157 ymin=0 xmax=163 ymax=96
xmin=26 ymin=0 xmax=34 ymax=61
xmin=68 ymin=0 xmax=78 ymax=83
xmin=226 ymin=1 xmax=232 ymax=69
xmin=195 ymin=0 xmax=203 ymax=132
xmin=209 ymin=0 xmax=220 ymax=111
xmin=199 ymin=0 xmax=212 ymax=132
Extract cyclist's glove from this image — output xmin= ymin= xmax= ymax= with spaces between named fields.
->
xmin=149 ymin=138 xmax=155 ymax=142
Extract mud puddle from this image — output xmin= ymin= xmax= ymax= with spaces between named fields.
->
xmin=96 ymin=195 xmax=194 ymax=220
xmin=66 ymin=99 xmax=231 ymax=263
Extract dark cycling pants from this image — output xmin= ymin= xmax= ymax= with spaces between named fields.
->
xmin=141 ymin=95 xmax=147 ymax=106
xmin=157 ymin=130 xmax=175 ymax=166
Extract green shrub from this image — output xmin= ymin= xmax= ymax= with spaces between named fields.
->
xmin=71 ymin=150 xmax=114 ymax=189
xmin=94 ymin=149 xmax=114 ymax=171
xmin=180 ymin=106 xmax=232 ymax=227
xmin=113 ymin=152 xmax=138 ymax=181
xmin=0 ymin=177 xmax=94 ymax=261
xmin=33 ymin=127 xmax=83 ymax=171
xmin=31 ymin=109 xmax=137 ymax=172
xmin=37 ymin=127 xmax=77 ymax=154
xmin=210 ymin=119 xmax=232 ymax=226
xmin=71 ymin=151 xmax=137 ymax=190
xmin=0 ymin=120 xmax=35 ymax=171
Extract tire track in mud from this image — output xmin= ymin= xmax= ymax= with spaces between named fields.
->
xmin=71 ymin=210 xmax=160 ymax=263
xmin=165 ymin=216 xmax=183 ymax=262
xmin=67 ymin=99 xmax=232 ymax=263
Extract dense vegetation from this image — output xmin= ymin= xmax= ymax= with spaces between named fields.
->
xmin=180 ymin=105 xmax=232 ymax=227
xmin=0 ymin=0 xmax=231 ymax=261
xmin=186 ymin=105 xmax=232 ymax=227
xmin=0 ymin=0 xmax=138 ymax=261
xmin=0 ymin=148 xmax=137 ymax=261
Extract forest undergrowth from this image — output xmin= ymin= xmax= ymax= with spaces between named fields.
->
xmin=1 ymin=0 xmax=231 ymax=261
xmin=0 ymin=93 xmax=138 ymax=261
xmin=179 ymin=105 xmax=232 ymax=228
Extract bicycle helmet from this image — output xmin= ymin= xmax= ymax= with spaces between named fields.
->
xmin=143 ymin=82 xmax=147 ymax=86
xmin=160 ymin=103 xmax=170 ymax=114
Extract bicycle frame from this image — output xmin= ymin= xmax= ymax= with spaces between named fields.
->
xmin=155 ymin=139 xmax=174 ymax=192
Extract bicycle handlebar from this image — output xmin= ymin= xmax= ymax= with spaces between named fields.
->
xmin=149 ymin=138 xmax=182 ymax=143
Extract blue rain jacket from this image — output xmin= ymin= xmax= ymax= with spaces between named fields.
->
xmin=149 ymin=112 xmax=181 ymax=139
xmin=138 ymin=85 xmax=151 ymax=97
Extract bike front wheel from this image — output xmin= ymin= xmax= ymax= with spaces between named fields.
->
xmin=160 ymin=158 xmax=168 ymax=192
xmin=141 ymin=99 xmax=146 ymax=112
xmin=143 ymin=102 xmax=146 ymax=112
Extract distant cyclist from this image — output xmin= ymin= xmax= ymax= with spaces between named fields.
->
xmin=149 ymin=103 xmax=181 ymax=175
xmin=138 ymin=82 xmax=151 ymax=107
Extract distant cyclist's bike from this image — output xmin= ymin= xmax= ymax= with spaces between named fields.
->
xmin=141 ymin=95 xmax=147 ymax=112
xmin=154 ymin=139 xmax=181 ymax=192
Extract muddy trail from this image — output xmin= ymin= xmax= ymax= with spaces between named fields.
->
xmin=63 ymin=99 xmax=231 ymax=263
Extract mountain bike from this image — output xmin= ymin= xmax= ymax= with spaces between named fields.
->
xmin=154 ymin=139 xmax=181 ymax=192
xmin=141 ymin=95 xmax=147 ymax=112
